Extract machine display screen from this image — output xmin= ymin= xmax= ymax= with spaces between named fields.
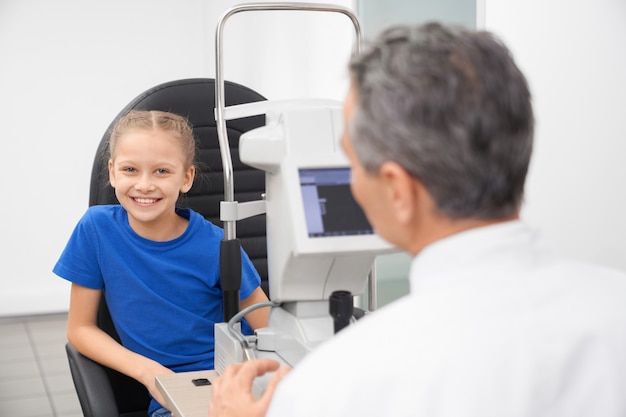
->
xmin=299 ymin=168 xmax=373 ymax=237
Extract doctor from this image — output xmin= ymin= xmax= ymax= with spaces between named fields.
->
xmin=209 ymin=22 xmax=626 ymax=417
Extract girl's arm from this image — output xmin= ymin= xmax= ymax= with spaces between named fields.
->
xmin=240 ymin=286 xmax=271 ymax=329
xmin=66 ymin=283 xmax=173 ymax=407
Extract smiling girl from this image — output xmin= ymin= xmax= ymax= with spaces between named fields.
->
xmin=54 ymin=110 xmax=269 ymax=417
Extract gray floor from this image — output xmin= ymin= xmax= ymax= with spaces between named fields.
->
xmin=0 ymin=313 xmax=82 ymax=417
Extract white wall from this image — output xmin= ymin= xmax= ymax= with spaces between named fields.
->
xmin=0 ymin=0 xmax=353 ymax=317
xmin=484 ymin=0 xmax=626 ymax=270
xmin=1 ymin=0 xmax=624 ymax=317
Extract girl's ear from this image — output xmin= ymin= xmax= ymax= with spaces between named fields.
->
xmin=108 ymin=159 xmax=116 ymax=188
xmin=181 ymin=166 xmax=196 ymax=193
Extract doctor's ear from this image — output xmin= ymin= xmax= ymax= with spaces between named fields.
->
xmin=379 ymin=162 xmax=418 ymax=225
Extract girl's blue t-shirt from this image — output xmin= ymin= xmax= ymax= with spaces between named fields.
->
xmin=53 ymin=205 xmax=261 ymax=412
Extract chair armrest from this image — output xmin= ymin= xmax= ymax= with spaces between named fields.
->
xmin=65 ymin=342 xmax=120 ymax=417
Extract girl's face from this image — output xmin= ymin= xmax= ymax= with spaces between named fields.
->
xmin=108 ymin=128 xmax=195 ymax=241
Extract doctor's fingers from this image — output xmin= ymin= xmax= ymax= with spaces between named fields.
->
xmin=226 ymin=359 xmax=283 ymax=383
xmin=260 ymin=366 xmax=291 ymax=402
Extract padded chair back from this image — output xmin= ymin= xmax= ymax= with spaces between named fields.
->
xmin=90 ymin=78 xmax=268 ymax=285
xmin=67 ymin=78 xmax=267 ymax=417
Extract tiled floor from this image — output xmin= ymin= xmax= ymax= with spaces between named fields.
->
xmin=0 ymin=313 xmax=82 ymax=417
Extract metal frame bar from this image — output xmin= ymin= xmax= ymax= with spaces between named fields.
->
xmin=214 ymin=2 xmax=362 ymax=240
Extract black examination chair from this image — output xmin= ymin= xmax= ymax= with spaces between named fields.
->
xmin=65 ymin=78 xmax=267 ymax=417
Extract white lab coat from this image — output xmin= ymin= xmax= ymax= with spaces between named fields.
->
xmin=267 ymin=221 xmax=626 ymax=417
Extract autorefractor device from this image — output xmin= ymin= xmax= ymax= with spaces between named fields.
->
xmin=212 ymin=3 xmax=395 ymax=393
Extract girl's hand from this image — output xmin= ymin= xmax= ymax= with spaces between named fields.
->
xmin=139 ymin=359 xmax=175 ymax=410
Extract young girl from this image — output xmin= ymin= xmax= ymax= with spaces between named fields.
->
xmin=53 ymin=110 xmax=269 ymax=417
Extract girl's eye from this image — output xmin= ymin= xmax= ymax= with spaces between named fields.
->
xmin=123 ymin=167 xmax=137 ymax=173
xmin=156 ymin=168 xmax=169 ymax=175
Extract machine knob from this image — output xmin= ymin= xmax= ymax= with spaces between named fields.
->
xmin=329 ymin=290 xmax=353 ymax=334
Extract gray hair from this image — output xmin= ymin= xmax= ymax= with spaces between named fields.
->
xmin=348 ymin=23 xmax=534 ymax=220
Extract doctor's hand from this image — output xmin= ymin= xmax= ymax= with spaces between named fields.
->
xmin=209 ymin=359 xmax=291 ymax=417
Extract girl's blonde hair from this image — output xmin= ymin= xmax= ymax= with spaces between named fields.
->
xmin=109 ymin=110 xmax=196 ymax=169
